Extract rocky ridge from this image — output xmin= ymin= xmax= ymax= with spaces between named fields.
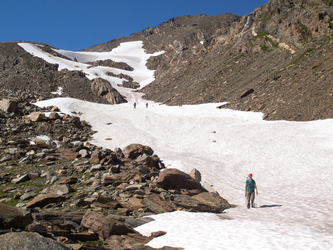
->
xmin=0 ymin=97 xmax=231 ymax=249
xmin=0 ymin=42 xmax=127 ymax=106
xmin=86 ymin=0 xmax=333 ymax=121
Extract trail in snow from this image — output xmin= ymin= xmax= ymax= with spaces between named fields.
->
xmin=30 ymin=41 xmax=333 ymax=249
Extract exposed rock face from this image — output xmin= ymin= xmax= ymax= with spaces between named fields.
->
xmin=91 ymin=77 xmax=127 ymax=104
xmin=0 ymin=42 xmax=109 ymax=105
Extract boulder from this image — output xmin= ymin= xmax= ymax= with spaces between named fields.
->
xmin=90 ymin=150 xmax=101 ymax=164
xmin=0 ymin=232 xmax=69 ymax=250
xmin=79 ymin=148 xmax=90 ymax=158
xmin=117 ymin=197 xmax=145 ymax=210
xmin=155 ymin=168 xmax=207 ymax=192
xmin=92 ymin=195 xmax=121 ymax=209
xmin=173 ymin=192 xmax=231 ymax=213
xmin=42 ymin=184 xmax=73 ymax=195
xmin=124 ymin=217 xmax=155 ymax=228
xmin=91 ymin=78 xmax=126 ymax=104
xmin=105 ymin=234 xmax=152 ymax=250
xmin=33 ymin=211 xmax=84 ymax=225
xmin=189 ymin=168 xmax=201 ymax=182
xmin=80 ymin=211 xmax=137 ymax=241
xmin=136 ymin=154 xmax=164 ymax=170
xmin=141 ymin=193 xmax=174 ymax=214
xmin=0 ymin=99 xmax=18 ymax=113
xmin=30 ymin=112 xmax=48 ymax=122
xmin=20 ymin=191 xmax=37 ymax=201
xmin=11 ymin=173 xmax=30 ymax=184
xmin=48 ymin=112 xmax=62 ymax=120
xmin=56 ymin=176 xmax=78 ymax=184
xmin=26 ymin=193 xmax=67 ymax=208
xmin=122 ymin=144 xmax=154 ymax=159
xmin=0 ymin=203 xmax=33 ymax=229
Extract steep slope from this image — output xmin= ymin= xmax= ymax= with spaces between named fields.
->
xmin=0 ymin=42 xmax=110 ymax=104
xmin=86 ymin=0 xmax=333 ymax=121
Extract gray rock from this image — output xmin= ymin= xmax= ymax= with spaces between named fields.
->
xmin=79 ymin=148 xmax=90 ymax=158
xmin=0 ymin=232 xmax=69 ymax=250
xmin=125 ymin=217 xmax=155 ymax=228
xmin=20 ymin=191 xmax=37 ymax=201
xmin=0 ymin=155 xmax=12 ymax=162
xmin=0 ymin=203 xmax=33 ymax=229
xmin=11 ymin=174 xmax=30 ymax=184
xmin=19 ymin=155 xmax=33 ymax=165
xmin=90 ymin=164 xmax=105 ymax=172
xmin=5 ymin=148 xmax=18 ymax=154
xmin=124 ymin=183 xmax=147 ymax=191
xmin=42 ymin=184 xmax=73 ymax=195
xmin=189 ymin=168 xmax=201 ymax=182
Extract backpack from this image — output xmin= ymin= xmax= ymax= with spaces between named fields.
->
xmin=246 ymin=179 xmax=256 ymax=192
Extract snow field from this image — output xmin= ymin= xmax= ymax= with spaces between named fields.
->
xmin=30 ymin=41 xmax=333 ymax=249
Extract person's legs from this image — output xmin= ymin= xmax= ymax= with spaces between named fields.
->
xmin=246 ymin=191 xmax=251 ymax=209
xmin=251 ymin=192 xmax=255 ymax=207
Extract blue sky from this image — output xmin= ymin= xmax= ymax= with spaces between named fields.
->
xmin=1 ymin=0 xmax=268 ymax=51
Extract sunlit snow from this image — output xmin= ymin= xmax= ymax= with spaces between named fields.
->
xmin=27 ymin=41 xmax=333 ymax=249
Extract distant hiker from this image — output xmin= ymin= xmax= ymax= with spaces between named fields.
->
xmin=245 ymin=173 xmax=258 ymax=209
xmin=146 ymin=102 xmax=148 ymax=108
xmin=133 ymin=102 xmax=136 ymax=109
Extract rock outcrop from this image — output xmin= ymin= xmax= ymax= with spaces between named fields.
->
xmin=91 ymin=77 xmax=127 ymax=104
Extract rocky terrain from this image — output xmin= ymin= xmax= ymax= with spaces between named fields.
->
xmin=0 ymin=42 xmax=126 ymax=106
xmin=0 ymin=0 xmax=333 ymax=249
xmin=0 ymin=97 xmax=231 ymax=249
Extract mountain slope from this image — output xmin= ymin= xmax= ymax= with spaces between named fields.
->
xmin=1 ymin=0 xmax=332 ymax=121
xmin=86 ymin=0 xmax=333 ymax=121
xmin=0 ymin=42 xmax=111 ymax=104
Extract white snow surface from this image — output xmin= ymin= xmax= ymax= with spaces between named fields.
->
xmin=31 ymin=41 xmax=333 ymax=249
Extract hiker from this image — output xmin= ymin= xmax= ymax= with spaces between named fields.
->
xmin=146 ymin=102 xmax=148 ymax=108
xmin=245 ymin=173 xmax=258 ymax=209
xmin=133 ymin=102 xmax=136 ymax=109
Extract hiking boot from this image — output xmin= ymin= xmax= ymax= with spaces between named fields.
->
xmin=251 ymin=204 xmax=255 ymax=208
